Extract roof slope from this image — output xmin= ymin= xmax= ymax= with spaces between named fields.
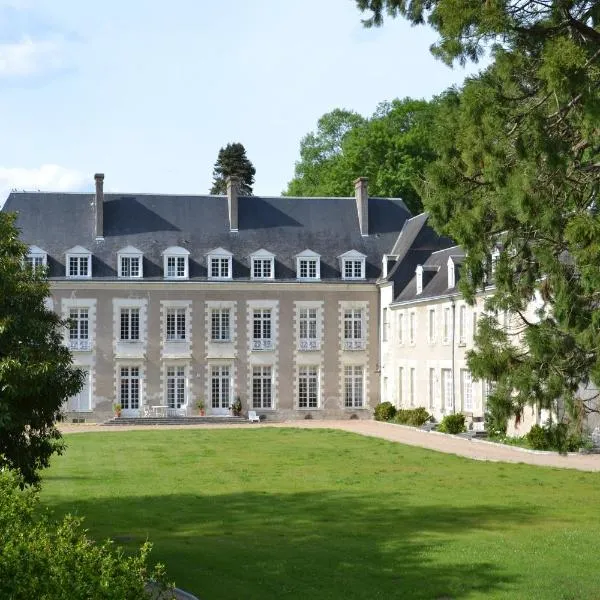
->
xmin=3 ymin=192 xmax=411 ymax=280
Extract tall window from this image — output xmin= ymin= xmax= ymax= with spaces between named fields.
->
xmin=252 ymin=309 xmax=272 ymax=350
xmin=298 ymin=258 xmax=318 ymax=280
xmin=252 ymin=366 xmax=272 ymax=408
xmin=299 ymin=308 xmax=318 ymax=350
xmin=211 ymin=365 xmax=231 ymax=409
xmin=409 ymin=312 xmax=415 ymax=345
xmin=344 ymin=365 xmax=364 ymax=408
xmin=210 ymin=257 xmax=230 ymax=279
xmin=120 ymin=308 xmax=140 ymax=341
xmin=166 ymin=308 xmax=186 ymax=341
xmin=409 ymin=368 xmax=416 ymax=407
xmin=211 ymin=309 xmax=231 ymax=342
xmin=461 ymin=369 xmax=473 ymax=412
xmin=443 ymin=307 xmax=451 ymax=343
xmin=459 ymin=305 xmax=466 ymax=344
xmin=167 ymin=256 xmax=186 ymax=278
xmin=343 ymin=259 xmax=363 ymax=279
xmin=428 ymin=309 xmax=436 ymax=343
xmin=252 ymin=258 xmax=272 ymax=279
xmin=166 ymin=366 xmax=186 ymax=408
xmin=68 ymin=255 xmax=90 ymax=278
xmin=429 ymin=368 xmax=435 ymax=409
xmin=69 ymin=308 xmax=89 ymax=350
xmin=120 ymin=256 xmax=140 ymax=278
xmin=382 ymin=308 xmax=388 ymax=342
xmin=442 ymin=369 xmax=453 ymax=411
xmin=119 ymin=366 xmax=140 ymax=410
xmin=298 ymin=366 xmax=319 ymax=408
xmin=398 ymin=313 xmax=404 ymax=345
xmin=398 ymin=366 xmax=403 ymax=406
xmin=343 ymin=309 xmax=363 ymax=350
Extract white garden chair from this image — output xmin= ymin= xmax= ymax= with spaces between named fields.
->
xmin=248 ymin=411 xmax=260 ymax=423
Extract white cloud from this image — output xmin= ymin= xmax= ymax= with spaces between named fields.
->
xmin=0 ymin=164 xmax=87 ymax=207
xmin=0 ymin=35 xmax=68 ymax=77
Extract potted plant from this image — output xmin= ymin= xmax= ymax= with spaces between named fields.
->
xmin=196 ymin=399 xmax=206 ymax=416
xmin=230 ymin=396 xmax=242 ymax=417
xmin=113 ymin=403 xmax=122 ymax=418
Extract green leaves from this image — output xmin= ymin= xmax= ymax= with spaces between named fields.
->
xmin=210 ymin=142 xmax=256 ymax=195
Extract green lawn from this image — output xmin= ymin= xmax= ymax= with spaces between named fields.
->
xmin=41 ymin=428 xmax=600 ymax=600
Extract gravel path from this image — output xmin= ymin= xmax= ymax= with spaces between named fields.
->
xmin=58 ymin=420 xmax=600 ymax=472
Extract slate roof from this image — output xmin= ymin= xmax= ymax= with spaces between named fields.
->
xmin=394 ymin=245 xmax=466 ymax=303
xmin=2 ymin=192 xmax=412 ymax=281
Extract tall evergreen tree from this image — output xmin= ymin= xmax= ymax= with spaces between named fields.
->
xmin=0 ymin=212 xmax=83 ymax=485
xmin=356 ymin=1 xmax=600 ymax=428
xmin=210 ymin=142 xmax=256 ymax=195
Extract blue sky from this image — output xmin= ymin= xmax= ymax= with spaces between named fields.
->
xmin=0 ymin=0 xmax=483 ymax=206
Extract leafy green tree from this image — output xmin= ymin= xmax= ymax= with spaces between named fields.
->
xmin=0 ymin=469 xmax=174 ymax=599
xmin=285 ymin=101 xmax=437 ymax=214
xmin=356 ymin=1 xmax=600 ymax=426
xmin=210 ymin=142 xmax=256 ymax=195
xmin=0 ymin=212 xmax=82 ymax=485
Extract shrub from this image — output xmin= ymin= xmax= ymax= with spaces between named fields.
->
xmin=374 ymin=401 xmax=397 ymax=421
xmin=438 ymin=413 xmax=467 ymax=434
xmin=526 ymin=421 xmax=586 ymax=453
xmin=0 ymin=469 xmax=174 ymax=599
xmin=394 ymin=407 xmax=431 ymax=427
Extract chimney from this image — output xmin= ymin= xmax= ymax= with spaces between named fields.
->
xmin=226 ymin=175 xmax=240 ymax=232
xmin=354 ymin=177 xmax=368 ymax=236
xmin=94 ymin=173 xmax=104 ymax=240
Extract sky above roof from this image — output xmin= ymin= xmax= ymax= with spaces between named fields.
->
xmin=0 ymin=0 xmax=484 ymax=207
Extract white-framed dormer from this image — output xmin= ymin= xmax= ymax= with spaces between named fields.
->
xmin=162 ymin=246 xmax=190 ymax=280
xmin=250 ymin=249 xmax=275 ymax=280
xmin=447 ymin=256 xmax=456 ymax=289
xmin=25 ymin=245 xmax=47 ymax=270
xmin=416 ymin=265 xmax=424 ymax=294
xmin=207 ymin=247 xmax=233 ymax=280
xmin=339 ymin=249 xmax=366 ymax=280
xmin=66 ymin=246 xmax=92 ymax=279
xmin=118 ymin=245 xmax=143 ymax=279
xmin=295 ymin=249 xmax=321 ymax=281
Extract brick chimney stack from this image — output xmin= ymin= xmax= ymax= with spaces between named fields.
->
xmin=354 ymin=177 xmax=369 ymax=236
xmin=94 ymin=173 xmax=104 ymax=240
xmin=226 ymin=176 xmax=240 ymax=232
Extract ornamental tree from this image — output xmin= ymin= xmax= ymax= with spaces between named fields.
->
xmin=210 ymin=142 xmax=256 ymax=195
xmin=0 ymin=211 xmax=82 ymax=485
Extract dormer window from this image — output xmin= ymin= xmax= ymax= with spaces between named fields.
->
xmin=295 ymin=249 xmax=320 ymax=281
xmin=447 ymin=257 xmax=455 ymax=289
xmin=118 ymin=246 xmax=143 ymax=279
xmin=162 ymin=246 xmax=190 ymax=279
xmin=250 ymin=249 xmax=275 ymax=280
xmin=416 ymin=265 xmax=424 ymax=294
xmin=25 ymin=245 xmax=47 ymax=270
xmin=339 ymin=250 xmax=366 ymax=280
xmin=207 ymin=247 xmax=233 ymax=280
xmin=66 ymin=246 xmax=92 ymax=279
xmin=491 ymin=247 xmax=501 ymax=275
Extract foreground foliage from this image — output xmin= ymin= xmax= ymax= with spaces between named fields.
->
xmin=356 ymin=0 xmax=600 ymax=428
xmin=0 ymin=212 xmax=82 ymax=485
xmin=210 ymin=142 xmax=256 ymax=195
xmin=42 ymin=429 xmax=600 ymax=599
xmin=0 ymin=469 xmax=173 ymax=600
xmin=437 ymin=413 xmax=467 ymax=434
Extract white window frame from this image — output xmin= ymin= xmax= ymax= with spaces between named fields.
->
xmin=211 ymin=308 xmax=231 ymax=342
xmin=398 ymin=313 xmax=404 ymax=345
xmin=416 ymin=265 xmax=423 ymax=295
xmin=409 ymin=367 xmax=416 ymax=407
xmin=166 ymin=307 xmax=187 ymax=342
xmin=207 ymin=247 xmax=233 ymax=280
xmin=298 ymin=365 xmax=319 ymax=409
xmin=118 ymin=246 xmax=143 ymax=279
xmin=428 ymin=368 xmax=436 ymax=410
xmin=162 ymin=246 xmax=190 ymax=280
xmin=295 ymin=250 xmax=321 ymax=281
xmin=442 ymin=369 xmax=453 ymax=411
xmin=428 ymin=309 xmax=436 ymax=344
xmin=343 ymin=308 xmax=364 ymax=351
xmin=69 ymin=307 xmax=90 ymax=351
xmin=211 ymin=364 xmax=232 ymax=410
xmin=298 ymin=307 xmax=319 ymax=351
xmin=461 ymin=369 xmax=473 ymax=412
xmin=252 ymin=365 xmax=273 ymax=409
xmin=344 ymin=365 xmax=364 ymax=408
xmin=250 ymin=249 xmax=275 ymax=280
xmin=166 ymin=365 xmax=187 ymax=409
xmin=67 ymin=368 xmax=92 ymax=412
xmin=442 ymin=307 xmax=451 ymax=344
xmin=120 ymin=307 xmax=140 ymax=342
xmin=119 ymin=366 xmax=141 ymax=410
xmin=252 ymin=308 xmax=273 ymax=351
xmin=459 ymin=305 xmax=467 ymax=345
xmin=339 ymin=250 xmax=366 ymax=280
xmin=25 ymin=246 xmax=47 ymax=271
xmin=448 ymin=256 xmax=456 ymax=289
xmin=66 ymin=246 xmax=92 ymax=279
xmin=409 ymin=311 xmax=416 ymax=346
xmin=398 ymin=366 xmax=404 ymax=407
xmin=382 ymin=308 xmax=389 ymax=342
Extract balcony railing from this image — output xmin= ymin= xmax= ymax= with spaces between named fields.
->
xmin=69 ymin=339 xmax=91 ymax=351
xmin=252 ymin=338 xmax=274 ymax=351
xmin=298 ymin=338 xmax=320 ymax=351
xmin=342 ymin=339 xmax=365 ymax=351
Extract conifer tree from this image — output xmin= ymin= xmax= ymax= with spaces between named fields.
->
xmin=210 ymin=142 xmax=256 ymax=195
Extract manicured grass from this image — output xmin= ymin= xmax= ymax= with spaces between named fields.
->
xmin=41 ymin=428 xmax=600 ymax=600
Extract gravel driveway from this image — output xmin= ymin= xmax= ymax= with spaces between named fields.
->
xmin=58 ymin=420 xmax=600 ymax=472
